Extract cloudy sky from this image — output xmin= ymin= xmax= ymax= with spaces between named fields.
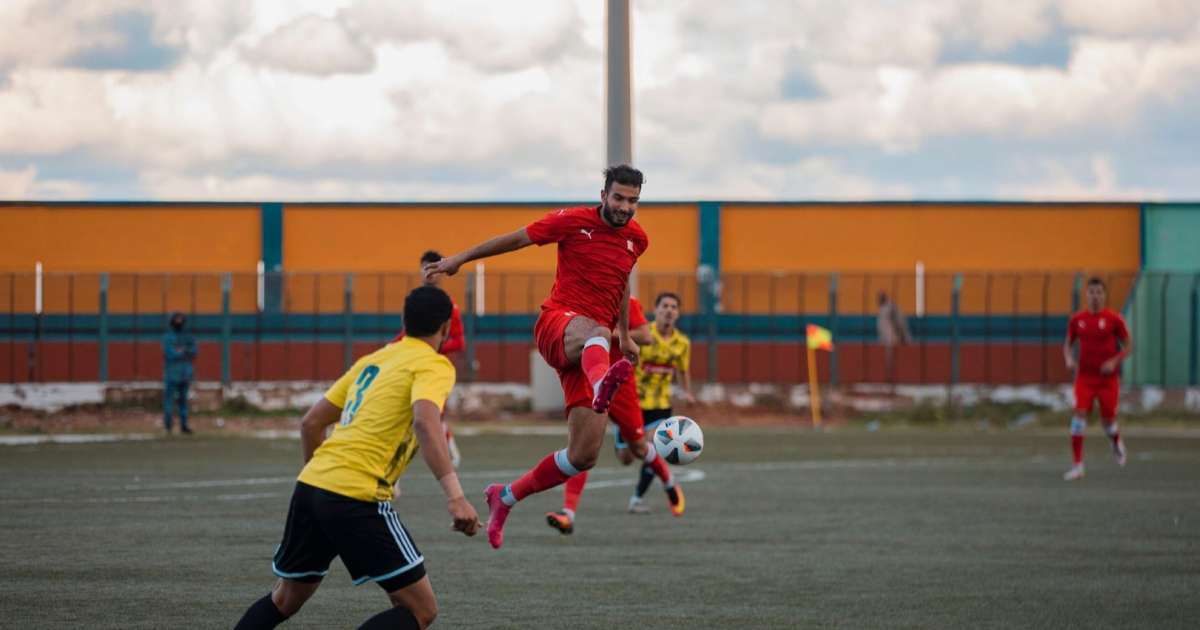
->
xmin=1 ymin=0 xmax=1198 ymax=201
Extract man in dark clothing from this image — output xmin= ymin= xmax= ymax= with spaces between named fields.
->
xmin=162 ymin=312 xmax=197 ymax=434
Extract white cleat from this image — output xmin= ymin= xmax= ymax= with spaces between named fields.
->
xmin=1062 ymin=464 xmax=1086 ymax=481
xmin=1113 ymin=439 xmax=1127 ymax=467
xmin=628 ymin=496 xmax=650 ymax=514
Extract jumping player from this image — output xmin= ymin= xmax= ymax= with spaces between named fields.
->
xmin=544 ymin=296 xmax=677 ymax=534
xmin=233 ymin=286 xmax=479 ymax=630
xmin=422 ymin=164 xmax=652 ymax=549
xmin=627 ymin=291 xmax=693 ymax=514
xmin=1062 ymin=277 xmax=1133 ymax=481
xmin=394 ymin=250 xmax=465 ymax=467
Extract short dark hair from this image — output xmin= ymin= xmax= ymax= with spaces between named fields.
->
xmin=403 ymin=286 xmax=453 ymax=337
xmin=420 ymin=250 xmax=442 ymax=265
xmin=603 ymin=164 xmax=644 ymax=192
xmin=655 ymin=292 xmax=680 ymax=307
xmin=1087 ymin=276 xmax=1106 ymax=289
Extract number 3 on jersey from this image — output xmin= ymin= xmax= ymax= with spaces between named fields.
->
xmin=340 ymin=365 xmax=380 ymax=426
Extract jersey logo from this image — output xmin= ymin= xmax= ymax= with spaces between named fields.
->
xmin=580 ymin=229 xmax=594 ymax=239
xmin=627 ymin=239 xmax=634 ymax=251
xmin=1099 ymin=319 xmax=1106 ymax=329
xmin=1079 ymin=321 xmax=1086 ymax=329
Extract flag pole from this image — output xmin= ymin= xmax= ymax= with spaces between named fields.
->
xmin=807 ymin=344 xmax=822 ymax=428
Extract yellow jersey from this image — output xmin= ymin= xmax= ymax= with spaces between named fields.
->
xmin=636 ymin=325 xmax=691 ymax=411
xmin=297 ymin=336 xmax=456 ymax=502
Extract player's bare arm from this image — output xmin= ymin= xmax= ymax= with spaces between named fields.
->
xmin=630 ymin=321 xmax=653 ymax=346
xmin=678 ymin=368 xmax=696 ymax=404
xmin=413 ymin=399 xmax=480 ymax=536
xmin=1101 ymin=335 xmax=1134 ymax=375
xmin=618 ymin=281 xmax=638 ymax=362
xmin=423 ymin=228 xmax=533 ymax=282
xmin=299 ymin=398 xmax=341 ymax=463
xmin=1063 ymin=332 xmax=1077 ymax=371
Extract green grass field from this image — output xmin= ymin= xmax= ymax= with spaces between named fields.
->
xmin=1 ymin=426 xmax=1197 ymax=629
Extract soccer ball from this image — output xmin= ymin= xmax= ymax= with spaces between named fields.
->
xmin=653 ymin=416 xmax=704 ymax=465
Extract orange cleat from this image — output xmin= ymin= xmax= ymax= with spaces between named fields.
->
xmin=668 ymin=484 xmax=685 ymax=517
xmin=545 ymin=510 xmax=574 ymax=535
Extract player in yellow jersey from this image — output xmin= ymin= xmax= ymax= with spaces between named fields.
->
xmin=627 ymin=292 xmax=694 ymax=515
xmin=234 ymin=286 xmax=479 ymax=630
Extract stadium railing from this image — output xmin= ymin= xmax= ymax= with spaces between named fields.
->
xmin=1 ymin=269 xmax=1192 ymax=387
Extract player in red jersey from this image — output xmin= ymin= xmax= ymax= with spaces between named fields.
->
xmin=544 ymin=296 xmax=676 ymax=535
xmin=423 ymin=165 xmax=661 ymax=549
xmin=394 ymin=251 xmax=466 ymax=468
xmin=1062 ymin=277 xmax=1133 ymax=481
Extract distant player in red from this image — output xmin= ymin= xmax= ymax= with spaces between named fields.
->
xmin=1062 ymin=277 xmax=1133 ymax=481
xmin=395 ymin=250 xmax=465 ymax=467
xmin=423 ymin=165 xmax=663 ymax=549
xmin=544 ymin=296 xmax=676 ymax=535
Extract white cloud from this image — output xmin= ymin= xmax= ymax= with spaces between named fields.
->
xmin=0 ymin=165 xmax=91 ymax=198
xmin=241 ymin=14 xmax=374 ymax=76
xmin=1015 ymin=154 xmax=1165 ymax=200
xmin=1057 ymin=0 xmax=1200 ymax=37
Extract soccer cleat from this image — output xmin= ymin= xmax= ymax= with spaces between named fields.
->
xmin=1062 ymin=464 xmax=1086 ymax=481
xmin=180 ymin=427 xmax=193 ymax=435
xmin=591 ymin=359 xmax=633 ymax=414
xmin=667 ymin=484 xmax=685 ymax=517
xmin=545 ymin=510 xmax=574 ymax=535
xmin=628 ymin=496 xmax=650 ymax=514
xmin=1113 ymin=439 xmax=1127 ymax=467
xmin=484 ymin=484 xmax=512 ymax=549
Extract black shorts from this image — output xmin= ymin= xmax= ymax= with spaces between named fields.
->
xmin=271 ymin=482 xmax=426 ymax=592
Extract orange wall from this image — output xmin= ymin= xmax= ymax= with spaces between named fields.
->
xmin=283 ymin=203 xmax=697 ymax=273
xmin=0 ymin=205 xmax=260 ymax=272
xmin=722 ymin=204 xmax=1140 ymax=272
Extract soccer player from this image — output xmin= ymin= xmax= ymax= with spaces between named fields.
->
xmin=544 ymin=296 xmax=676 ymax=534
xmin=394 ymin=250 xmax=466 ymax=467
xmin=627 ymin=291 xmax=693 ymax=514
xmin=233 ymin=286 xmax=479 ymax=630
xmin=1062 ymin=277 xmax=1133 ymax=481
xmin=422 ymin=164 xmax=653 ymax=549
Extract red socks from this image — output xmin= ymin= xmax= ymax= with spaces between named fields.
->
xmin=1071 ymin=435 xmax=1083 ymax=465
xmin=581 ymin=338 xmax=611 ymax=392
xmin=564 ymin=471 xmax=587 ymax=512
xmin=647 ymin=451 xmax=673 ymax=485
xmin=510 ymin=449 xmax=577 ymax=502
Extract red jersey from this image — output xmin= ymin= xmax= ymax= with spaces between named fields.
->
xmin=526 ymin=206 xmax=649 ymax=327
xmin=610 ymin=297 xmax=647 ymax=361
xmin=393 ymin=302 xmax=465 ymax=355
xmin=1067 ymin=309 xmax=1129 ymax=378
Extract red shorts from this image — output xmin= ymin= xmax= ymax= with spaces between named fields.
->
xmin=607 ymin=379 xmax=645 ymax=444
xmin=535 ymin=307 xmax=592 ymax=415
xmin=1074 ymin=375 xmax=1119 ymax=419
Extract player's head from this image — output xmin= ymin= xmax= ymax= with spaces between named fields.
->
xmin=420 ymin=250 xmax=443 ymax=286
xmin=877 ymin=290 xmax=890 ymax=306
xmin=169 ymin=312 xmax=186 ymax=331
xmin=1086 ymin=277 xmax=1106 ymax=312
xmin=403 ymin=285 xmax=453 ymax=345
xmin=654 ymin=291 xmax=681 ymax=327
xmin=600 ymin=164 xmax=643 ymax=228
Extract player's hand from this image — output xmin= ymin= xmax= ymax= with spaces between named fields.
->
xmin=1064 ymin=355 xmax=1077 ymax=371
xmin=422 ymin=256 xmax=463 ymax=283
xmin=682 ymin=391 xmax=697 ymax=405
xmin=619 ymin=333 xmax=639 ymax=364
xmin=1100 ymin=358 xmax=1118 ymax=375
xmin=447 ymin=496 xmax=480 ymax=537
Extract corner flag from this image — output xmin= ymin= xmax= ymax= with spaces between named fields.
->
xmin=806 ymin=324 xmax=834 ymax=351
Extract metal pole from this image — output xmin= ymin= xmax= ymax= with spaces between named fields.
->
xmin=464 ymin=271 xmax=477 ymax=382
xmin=606 ymin=0 xmax=632 ymax=167
xmin=221 ymin=273 xmax=231 ymax=385
xmin=344 ymin=273 xmax=354 ymax=371
xmin=951 ymin=274 xmax=961 ymax=387
xmin=1190 ymin=273 xmax=1199 ymax=386
xmin=1161 ymin=273 xmax=1170 ymax=387
xmin=829 ymin=273 xmax=839 ymax=387
xmin=98 ymin=273 xmax=109 ymax=383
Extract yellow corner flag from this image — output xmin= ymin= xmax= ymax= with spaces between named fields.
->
xmin=806 ymin=324 xmax=834 ymax=351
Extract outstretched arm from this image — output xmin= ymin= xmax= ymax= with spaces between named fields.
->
xmin=618 ymin=280 xmax=638 ymax=362
xmin=423 ymin=228 xmax=533 ymax=282
xmin=413 ymin=399 xmax=479 ymax=536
